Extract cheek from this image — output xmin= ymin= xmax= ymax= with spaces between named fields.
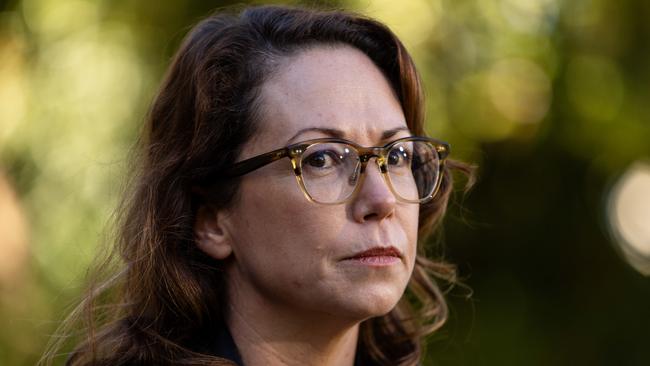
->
xmin=227 ymin=179 xmax=354 ymax=308
xmin=229 ymin=176 xmax=344 ymax=272
xmin=402 ymin=205 xmax=420 ymax=268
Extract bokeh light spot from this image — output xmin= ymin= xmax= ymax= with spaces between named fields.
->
xmin=607 ymin=161 xmax=650 ymax=276
xmin=499 ymin=0 xmax=558 ymax=34
xmin=488 ymin=58 xmax=552 ymax=125
xmin=353 ymin=0 xmax=441 ymax=47
xmin=21 ymin=0 xmax=99 ymax=40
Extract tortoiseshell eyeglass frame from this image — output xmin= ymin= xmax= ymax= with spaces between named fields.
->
xmin=221 ymin=136 xmax=450 ymax=205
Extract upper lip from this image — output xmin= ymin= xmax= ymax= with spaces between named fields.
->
xmin=345 ymin=246 xmax=402 ymax=260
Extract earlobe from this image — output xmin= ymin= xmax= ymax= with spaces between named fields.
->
xmin=194 ymin=205 xmax=233 ymax=260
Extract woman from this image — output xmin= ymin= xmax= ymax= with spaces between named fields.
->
xmin=43 ymin=4 xmax=473 ymax=366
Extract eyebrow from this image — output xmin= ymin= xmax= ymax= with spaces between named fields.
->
xmin=285 ymin=126 xmax=411 ymax=145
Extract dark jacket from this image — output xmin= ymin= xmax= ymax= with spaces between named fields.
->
xmin=211 ymin=324 xmax=372 ymax=365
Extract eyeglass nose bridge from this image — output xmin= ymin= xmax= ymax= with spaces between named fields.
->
xmin=347 ymin=149 xmax=392 ymax=196
xmin=357 ymin=147 xmax=388 ymax=174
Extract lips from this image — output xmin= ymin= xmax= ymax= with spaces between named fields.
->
xmin=346 ymin=246 xmax=402 ymax=260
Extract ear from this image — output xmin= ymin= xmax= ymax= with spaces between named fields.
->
xmin=194 ymin=205 xmax=233 ymax=260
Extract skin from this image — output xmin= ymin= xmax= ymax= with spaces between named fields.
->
xmin=195 ymin=45 xmax=420 ymax=366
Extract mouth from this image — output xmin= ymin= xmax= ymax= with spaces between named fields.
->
xmin=342 ymin=246 xmax=403 ymax=266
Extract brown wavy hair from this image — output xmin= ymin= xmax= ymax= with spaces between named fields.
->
xmin=41 ymin=5 xmax=474 ymax=366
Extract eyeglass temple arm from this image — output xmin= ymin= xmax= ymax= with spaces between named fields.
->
xmin=222 ymin=148 xmax=290 ymax=178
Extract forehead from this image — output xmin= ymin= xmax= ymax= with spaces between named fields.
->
xmin=252 ymin=45 xmax=408 ymax=151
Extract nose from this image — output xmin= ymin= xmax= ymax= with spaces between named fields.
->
xmin=350 ymin=158 xmax=396 ymax=223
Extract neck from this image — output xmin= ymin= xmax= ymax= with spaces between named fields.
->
xmin=224 ymin=275 xmax=361 ymax=366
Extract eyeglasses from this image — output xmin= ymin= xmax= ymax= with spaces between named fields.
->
xmin=222 ymin=136 xmax=450 ymax=205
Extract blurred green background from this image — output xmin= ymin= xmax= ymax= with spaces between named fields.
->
xmin=1 ymin=0 xmax=649 ymax=365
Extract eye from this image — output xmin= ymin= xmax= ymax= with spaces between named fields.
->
xmin=305 ymin=150 xmax=341 ymax=169
xmin=388 ymin=146 xmax=412 ymax=167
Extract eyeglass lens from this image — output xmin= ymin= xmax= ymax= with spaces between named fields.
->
xmin=299 ymin=140 xmax=440 ymax=203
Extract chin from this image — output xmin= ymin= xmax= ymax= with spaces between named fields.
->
xmin=339 ymin=283 xmax=406 ymax=321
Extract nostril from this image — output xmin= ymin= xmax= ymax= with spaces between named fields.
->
xmin=363 ymin=213 xmax=378 ymax=221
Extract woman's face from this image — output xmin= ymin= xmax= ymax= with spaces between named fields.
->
xmin=219 ymin=45 xmax=419 ymax=321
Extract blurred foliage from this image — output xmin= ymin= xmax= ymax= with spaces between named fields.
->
xmin=1 ymin=0 xmax=649 ymax=365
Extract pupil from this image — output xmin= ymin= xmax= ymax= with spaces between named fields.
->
xmin=309 ymin=153 xmax=326 ymax=167
xmin=388 ymin=150 xmax=402 ymax=165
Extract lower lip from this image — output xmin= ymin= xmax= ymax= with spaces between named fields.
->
xmin=344 ymin=256 xmax=401 ymax=266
